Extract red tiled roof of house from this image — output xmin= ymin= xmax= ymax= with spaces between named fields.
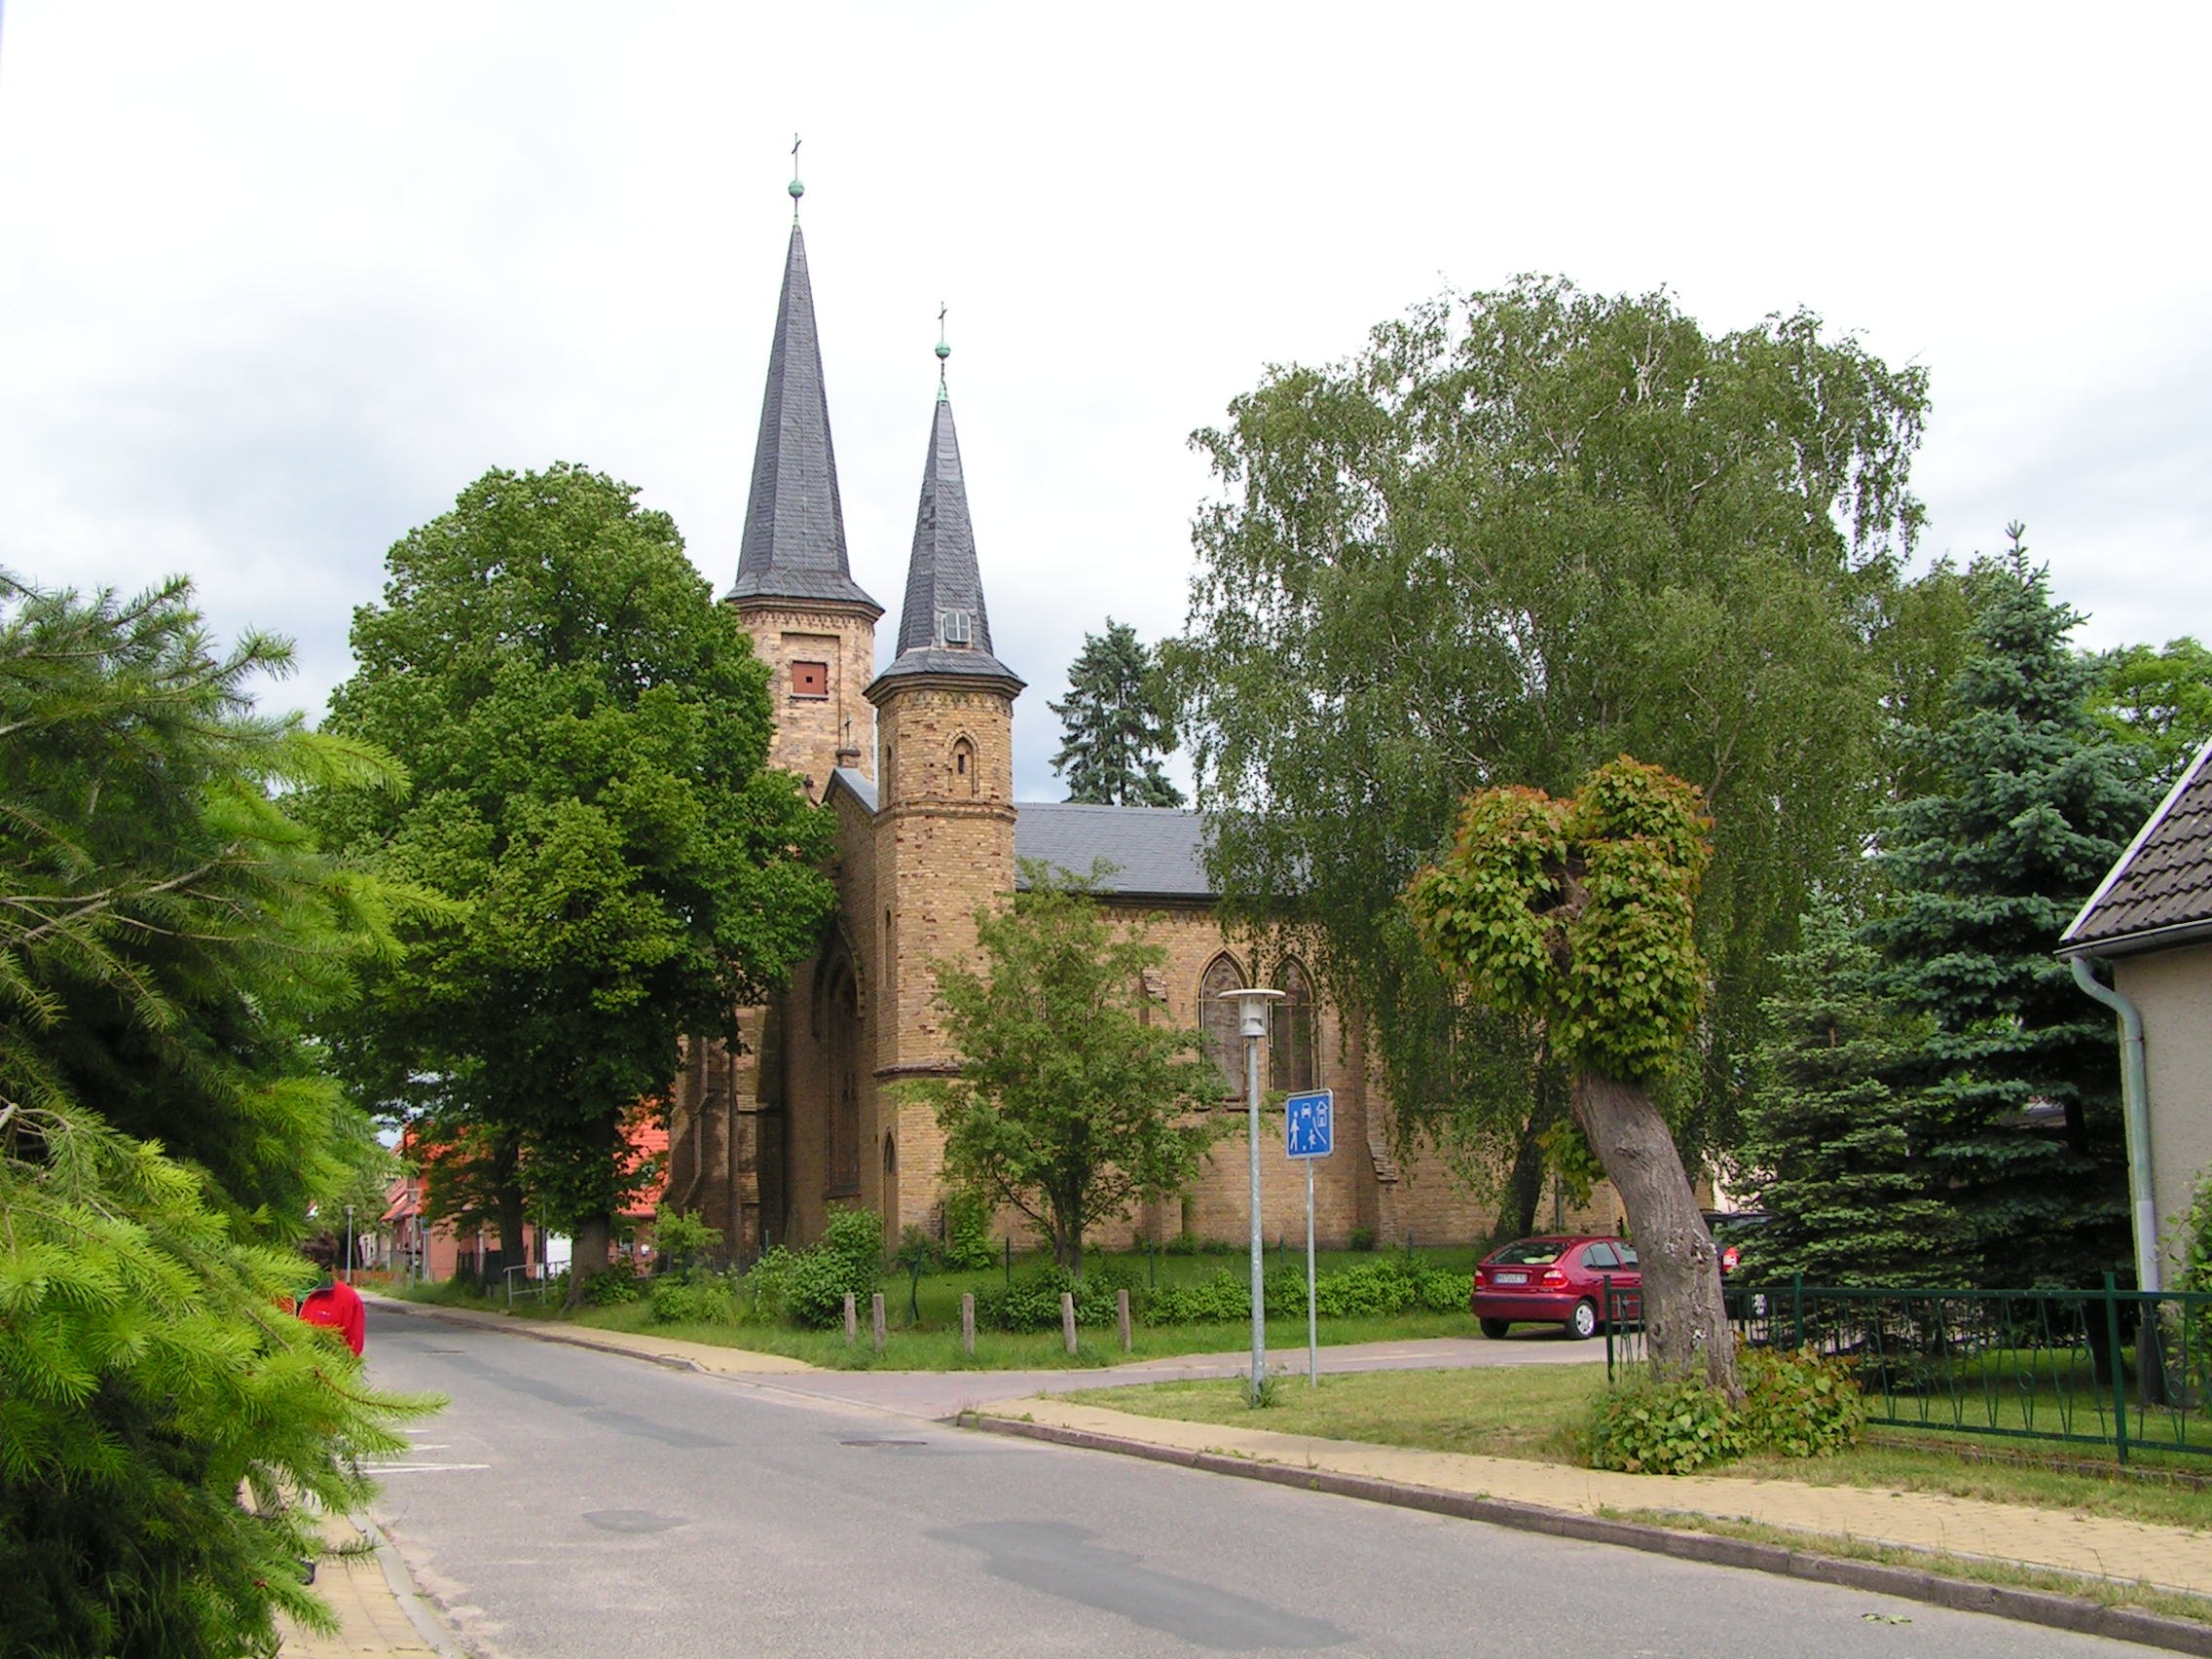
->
xmin=2061 ymin=736 xmax=2212 ymax=957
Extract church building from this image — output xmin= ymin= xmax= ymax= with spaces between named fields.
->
xmin=663 ymin=182 xmax=1510 ymax=1261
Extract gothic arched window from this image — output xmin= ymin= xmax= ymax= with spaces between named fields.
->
xmin=827 ymin=958 xmax=862 ymax=1197
xmin=1271 ymin=958 xmax=1317 ymax=1095
xmin=952 ymin=736 xmax=977 ymax=796
xmin=1198 ymin=954 xmax=1246 ymax=1098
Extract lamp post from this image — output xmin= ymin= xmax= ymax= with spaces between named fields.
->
xmin=344 ymin=1203 xmax=355 ymax=1285
xmin=1220 ymin=987 xmax=1283 ymax=1405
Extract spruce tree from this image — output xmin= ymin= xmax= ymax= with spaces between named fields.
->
xmin=1866 ymin=533 xmax=2152 ymax=1287
xmin=1740 ymin=894 xmax=1963 ymax=1286
xmin=1049 ymin=618 xmax=1184 ymax=806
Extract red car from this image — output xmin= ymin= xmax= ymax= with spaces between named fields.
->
xmin=1471 ymin=1235 xmax=1641 ymax=1340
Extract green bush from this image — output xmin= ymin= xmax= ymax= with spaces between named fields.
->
xmin=1586 ymin=1342 xmax=1866 ymax=1474
xmin=1347 ymin=1227 xmax=1377 ymax=1252
xmin=1737 ymin=1344 xmax=1865 ymax=1457
xmin=746 ymin=1207 xmax=885 ymax=1329
xmin=1585 ymin=1374 xmax=1747 ymax=1475
xmin=1144 ymin=1267 xmax=1250 ymax=1324
xmin=940 ymin=1192 xmax=999 ymax=1271
xmin=647 ymin=1273 xmax=736 ymax=1325
xmin=654 ymin=1206 xmax=723 ymax=1278
xmin=583 ymin=1260 xmax=642 ymax=1305
xmin=977 ymin=1265 xmax=1130 ymax=1332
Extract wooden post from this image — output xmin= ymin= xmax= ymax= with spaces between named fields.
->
xmin=1060 ymin=1291 xmax=1078 ymax=1355
xmin=961 ymin=1291 xmax=977 ymax=1356
xmin=843 ymin=1292 xmax=857 ymax=1345
xmin=871 ymin=1291 xmax=886 ymax=1355
xmin=1117 ymin=1287 xmax=1131 ymax=1352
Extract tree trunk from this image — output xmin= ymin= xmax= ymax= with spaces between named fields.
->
xmin=1571 ymin=1070 xmax=1738 ymax=1398
xmin=567 ymin=1212 xmax=612 ymax=1307
xmin=1504 ymin=1119 xmax=1547 ymax=1240
xmin=563 ymin=1110 xmax=622 ymax=1309
xmin=491 ymin=1128 xmax=526 ymax=1271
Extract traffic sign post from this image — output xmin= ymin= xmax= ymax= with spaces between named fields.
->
xmin=1285 ymin=1089 xmax=1334 ymax=1386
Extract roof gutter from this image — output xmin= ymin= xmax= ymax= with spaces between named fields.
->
xmin=2068 ymin=955 xmax=2161 ymax=1292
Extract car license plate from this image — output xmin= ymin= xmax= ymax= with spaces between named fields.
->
xmin=1495 ymin=1272 xmax=1527 ymax=1284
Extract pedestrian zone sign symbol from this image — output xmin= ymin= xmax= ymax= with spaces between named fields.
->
xmin=1285 ymin=1089 xmax=1334 ymax=1160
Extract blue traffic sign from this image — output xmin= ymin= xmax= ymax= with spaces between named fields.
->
xmin=1285 ymin=1088 xmax=1334 ymax=1160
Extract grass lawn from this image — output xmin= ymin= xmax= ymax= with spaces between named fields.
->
xmin=1070 ymin=1365 xmax=2212 ymax=1532
xmin=385 ymin=1242 xmax=1488 ymax=1370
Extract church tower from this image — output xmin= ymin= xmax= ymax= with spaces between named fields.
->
xmin=865 ymin=348 xmax=1023 ymax=1239
xmin=723 ymin=164 xmax=881 ymax=795
xmin=668 ymin=164 xmax=882 ymax=1255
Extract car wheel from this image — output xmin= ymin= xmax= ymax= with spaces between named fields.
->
xmin=1478 ymin=1317 xmax=1510 ymax=1340
xmin=1566 ymin=1299 xmax=1599 ymax=1340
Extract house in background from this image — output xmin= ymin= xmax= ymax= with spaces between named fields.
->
xmin=2059 ymin=734 xmax=2212 ymax=1281
xmin=387 ymin=1117 xmax=669 ymax=1284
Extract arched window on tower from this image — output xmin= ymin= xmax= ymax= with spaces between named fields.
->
xmin=1198 ymin=954 xmax=1246 ymax=1098
xmin=1271 ymin=958 xmax=1317 ymax=1095
xmin=952 ymin=736 xmax=977 ymax=796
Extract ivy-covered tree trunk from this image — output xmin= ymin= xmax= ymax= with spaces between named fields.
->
xmin=1572 ymin=1072 xmax=1733 ymax=1391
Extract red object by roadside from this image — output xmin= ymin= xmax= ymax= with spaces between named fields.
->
xmin=298 ymin=1279 xmax=366 ymax=1355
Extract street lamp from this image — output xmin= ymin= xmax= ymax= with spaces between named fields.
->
xmin=1219 ymin=987 xmax=1283 ymax=1405
xmin=344 ymin=1203 xmax=355 ymax=1285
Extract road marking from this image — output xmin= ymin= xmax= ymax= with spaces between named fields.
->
xmin=368 ymin=1461 xmax=491 ymax=1474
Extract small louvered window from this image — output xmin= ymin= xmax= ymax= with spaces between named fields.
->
xmin=940 ymin=608 xmax=975 ymax=646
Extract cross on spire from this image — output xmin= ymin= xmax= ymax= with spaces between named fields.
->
xmin=936 ymin=302 xmax=950 ymax=400
xmin=788 ymin=132 xmax=804 ymax=217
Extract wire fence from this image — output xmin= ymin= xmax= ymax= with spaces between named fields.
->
xmin=1602 ymin=1275 xmax=2212 ymax=1464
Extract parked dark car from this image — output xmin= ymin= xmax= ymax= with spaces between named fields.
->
xmin=1470 ymin=1235 xmax=1641 ymax=1340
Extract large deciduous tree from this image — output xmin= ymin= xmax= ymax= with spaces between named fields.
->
xmin=0 ymin=571 xmax=430 ymax=1658
xmin=1408 ymin=757 xmax=1736 ymax=1392
xmin=905 ymin=866 xmax=1224 ymax=1274
xmin=1164 ymin=277 xmax=1931 ymax=1211
xmin=1866 ymin=536 xmax=2151 ymax=1287
xmin=1049 ymin=618 xmax=1185 ymax=807
xmin=311 ymin=465 xmax=836 ymax=1295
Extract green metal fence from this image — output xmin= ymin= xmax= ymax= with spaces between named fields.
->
xmin=1602 ymin=1275 xmax=2212 ymax=1463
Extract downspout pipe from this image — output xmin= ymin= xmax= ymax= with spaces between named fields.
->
xmin=2069 ymin=954 xmax=2160 ymax=1293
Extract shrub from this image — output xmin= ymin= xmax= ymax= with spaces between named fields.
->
xmin=647 ymin=1273 xmax=736 ymax=1325
xmin=746 ymin=1207 xmax=884 ymax=1328
xmin=1161 ymin=1232 xmax=1202 ymax=1256
xmin=654 ymin=1206 xmax=723 ymax=1278
xmin=583 ymin=1260 xmax=642 ymax=1305
xmin=1738 ymin=1344 xmax=1865 ymax=1457
xmin=1585 ymin=1375 xmax=1747 ymax=1475
xmin=977 ymin=1265 xmax=1131 ymax=1332
xmin=1144 ymin=1268 xmax=1250 ymax=1324
xmin=1347 ymin=1227 xmax=1377 ymax=1252
xmin=940 ymin=1192 xmax=999 ymax=1271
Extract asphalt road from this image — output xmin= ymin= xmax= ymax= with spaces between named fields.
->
xmin=364 ymin=1302 xmax=2146 ymax=1659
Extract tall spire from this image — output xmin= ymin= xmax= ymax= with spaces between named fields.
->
xmin=725 ymin=163 xmax=880 ymax=613
xmin=870 ymin=369 xmax=1021 ymax=692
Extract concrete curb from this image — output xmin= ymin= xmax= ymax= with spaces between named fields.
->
xmin=963 ymin=1414 xmax=2212 ymax=1657
xmin=357 ymin=1515 xmax=474 ymax=1659
xmin=371 ymin=1296 xmax=708 ymax=1373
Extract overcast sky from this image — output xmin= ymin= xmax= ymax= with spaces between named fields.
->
xmin=4 ymin=3 xmax=2207 ymax=799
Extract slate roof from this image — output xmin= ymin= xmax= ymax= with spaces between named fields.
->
xmin=2060 ymin=736 xmax=2212 ymax=957
xmin=869 ymin=395 xmax=1021 ymax=691
xmin=827 ymin=765 xmax=876 ymax=813
xmin=1014 ymin=803 xmax=1214 ymax=899
xmin=725 ymin=225 xmax=880 ymax=613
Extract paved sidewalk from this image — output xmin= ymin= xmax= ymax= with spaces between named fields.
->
xmin=278 ymin=1510 xmax=454 ymax=1658
xmin=975 ymin=1394 xmax=2212 ymax=1600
